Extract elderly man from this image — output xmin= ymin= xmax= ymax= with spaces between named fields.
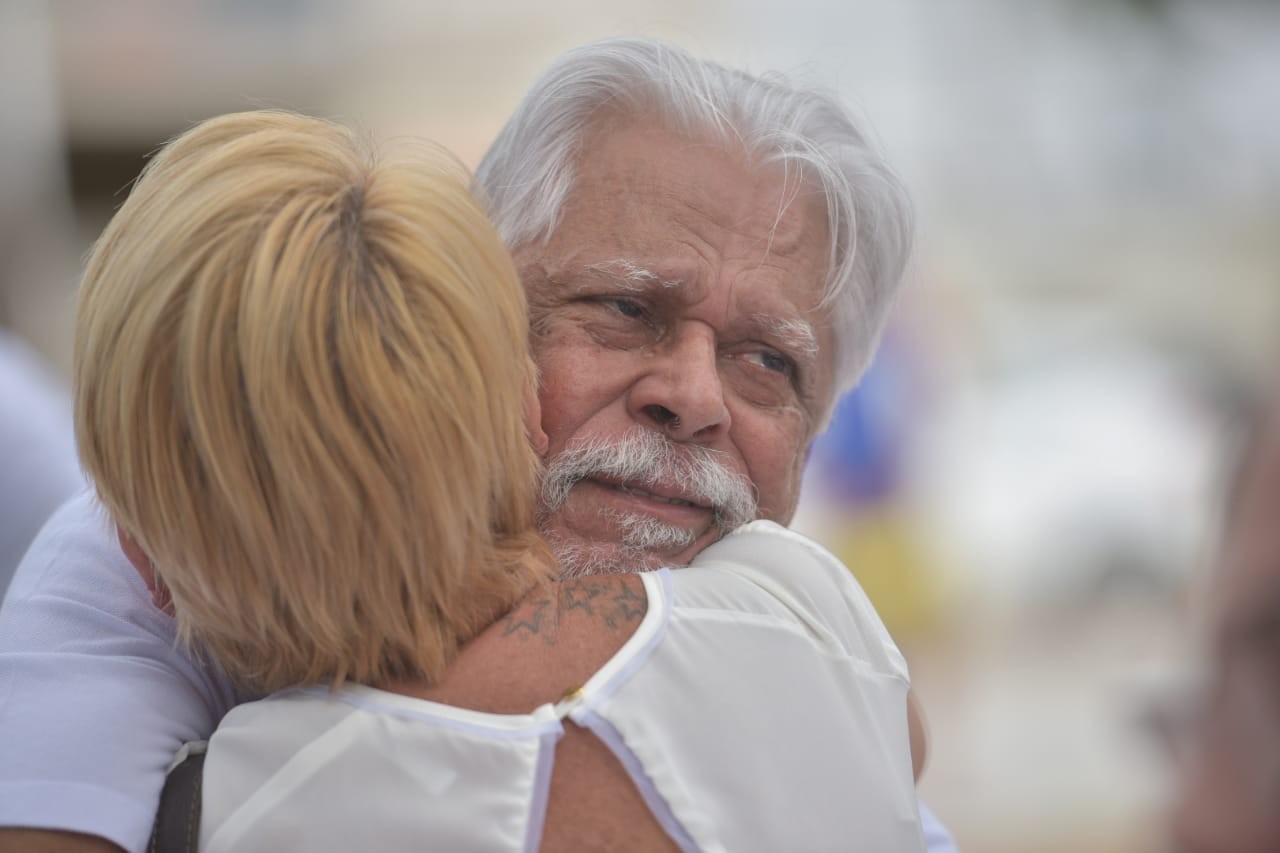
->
xmin=0 ymin=37 xmax=955 ymax=852
xmin=1170 ymin=388 xmax=1280 ymax=853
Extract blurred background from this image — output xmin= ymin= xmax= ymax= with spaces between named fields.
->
xmin=2 ymin=1 xmax=1277 ymax=850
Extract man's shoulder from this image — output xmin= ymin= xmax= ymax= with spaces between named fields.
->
xmin=0 ymin=488 xmax=176 ymax=655
xmin=684 ymin=520 xmax=909 ymax=679
xmin=2 ymin=489 xmax=136 ymax=607
xmin=689 ymin=520 xmax=854 ymax=596
xmin=0 ymin=490 xmax=237 ymax=851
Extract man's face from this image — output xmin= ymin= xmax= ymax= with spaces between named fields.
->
xmin=1172 ymin=408 xmax=1280 ymax=852
xmin=514 ymin=118 xmax=835 ymax=575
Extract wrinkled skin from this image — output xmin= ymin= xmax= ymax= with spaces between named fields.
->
xmin=515 ymin=117 xmax=835 ymax=574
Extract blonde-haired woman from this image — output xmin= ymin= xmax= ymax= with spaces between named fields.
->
xmin=73 ymin=111 xmax=924 ymax=852
xmin=77 ymin=110 xmax=551 ymax=693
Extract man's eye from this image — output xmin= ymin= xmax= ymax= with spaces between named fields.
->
xmin=753 ymin=350 xmax=794 ymax=375
xmin=606 ymin=298 xmax=646 ymax=320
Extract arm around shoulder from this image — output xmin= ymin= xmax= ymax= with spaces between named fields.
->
xmin=0 ymin=492 xmax=234 ymax=851
xmin=0 ymin=830 xmax=124 ymax=853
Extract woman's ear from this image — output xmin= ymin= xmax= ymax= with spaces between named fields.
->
xmin=524 ymin=380 xmax=549 ymax=458
xmin=116 ymin=525 xmax=174 ymax=615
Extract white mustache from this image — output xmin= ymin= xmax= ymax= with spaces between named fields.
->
xmin=539 ymin=428 xmax=758 ymax=534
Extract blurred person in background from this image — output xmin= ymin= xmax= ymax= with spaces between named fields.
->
xmin=1170 ymin=384 xmax=1280 ymax=853
xmin=0 ymin=37 xmax=956 ymax=852
xmin=0 ymin=1 xmax=85 ymax=593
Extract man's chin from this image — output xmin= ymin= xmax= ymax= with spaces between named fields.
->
xmin=544 ymin=529 xmax=703 ymax=579
xmin=540 ymin=502 xmax=711 ymax=577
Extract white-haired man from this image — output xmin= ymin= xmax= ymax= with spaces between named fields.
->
xmin=482 ymin=38 xmax=908 ymax=577
xmin=0 ymin=38 xmax=955 ymax=852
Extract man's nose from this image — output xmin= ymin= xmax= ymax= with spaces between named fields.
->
xmin=628 ymin=324 xmax=731 ymax=442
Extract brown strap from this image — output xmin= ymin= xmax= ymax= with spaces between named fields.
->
xmin=148 ymin=750 xmax=205 ymax=853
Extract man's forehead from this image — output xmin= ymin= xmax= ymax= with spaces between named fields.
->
xmin=570 ymin=121 xmax=833 ymax=256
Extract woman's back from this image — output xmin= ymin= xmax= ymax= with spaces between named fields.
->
xmin=199 ymin=523 xmax=924 ymax=852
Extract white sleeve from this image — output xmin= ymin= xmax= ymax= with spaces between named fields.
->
xmin=0 ymin=331 xmax=86 ymax=595
xmin=688 ymin=519 xmax=909 ymax=682
xmin=0 ymin=490 xmax=238 ymax=853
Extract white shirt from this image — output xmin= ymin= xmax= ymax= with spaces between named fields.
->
xmin=202 ymin=522 xmax=924 ymax=852
xmin=0 ymin=332 xmax=84 ymax=593
xmin=0 ymin=494 xmax=959 ymax=852
xmin=0 ymin=490 xmax=237 ymax=848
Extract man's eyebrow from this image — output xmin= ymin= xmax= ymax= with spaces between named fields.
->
xmin=582 ymin=260 xmax=684 ymax=292
xmin=748 ymin=313 xmax=818 ymax=358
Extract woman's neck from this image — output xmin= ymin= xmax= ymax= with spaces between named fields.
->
xmin=374 ymin=573 xmax=649 ymax=714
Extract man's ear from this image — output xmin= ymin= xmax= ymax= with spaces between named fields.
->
xmin=524 ymin=379 xmax=549 ymax=458
xmin=116 ymin=525 xmax=174 ymax=615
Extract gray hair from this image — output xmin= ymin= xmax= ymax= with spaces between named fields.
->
xmin=475 ymin=36 xmax=914 ymax=411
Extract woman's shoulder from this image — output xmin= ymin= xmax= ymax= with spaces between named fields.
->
xmin=680 ymin=521 xmax=909 ymax=680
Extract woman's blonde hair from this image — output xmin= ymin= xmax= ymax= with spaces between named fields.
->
xmin=75 ymin=110 xmax=554 ymax=692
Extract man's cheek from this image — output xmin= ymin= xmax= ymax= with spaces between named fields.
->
xmin=534 ymin=358 xmax=585 ymax=444
xmin=746 ymin=428 xmax=811 ymax=523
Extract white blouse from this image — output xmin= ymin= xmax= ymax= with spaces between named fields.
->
xmin=200 ymin=521 xmax=925 ymax=852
